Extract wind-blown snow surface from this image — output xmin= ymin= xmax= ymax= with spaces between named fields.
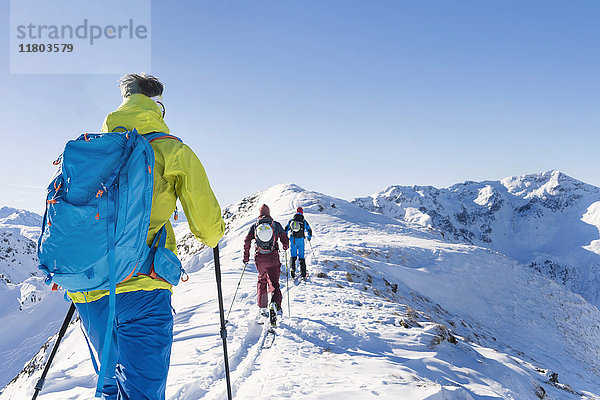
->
xmin=354 ymin=170 xmax=600 ymax=308
xmin=3 ymin=184 xmax=600 ymax=399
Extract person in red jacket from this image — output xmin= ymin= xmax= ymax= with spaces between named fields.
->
xmin=243 ymin=204 xmax=289 ymax=319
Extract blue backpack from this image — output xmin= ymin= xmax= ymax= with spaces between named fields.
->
xmin=37 ymin=129 xmax=185 ymax=397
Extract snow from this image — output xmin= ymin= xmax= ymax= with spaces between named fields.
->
xmin=2 ymin=181 xmax=600 ymax=399
xmin=404 ymin=207 xmax=433 ymax=227
xmin=473 ymin=185 xmax=495 ymax=206
xmin=0 ymin=230 xmax=38 ymax=284
xmin=0 ymin=207 xmax=42 ymax=242
xmin=582 ymin=201 xmax=600 ymax=254
xmin=354 ymin=170 xmax=600 ymax=309
xmin=501 ymin=170 xmax=564 ymax=199
xmin=0 ymin=279 xmax=70 ymax=390
xmin=0 ymin=206 xmax=42 ymax=284
xmin=0 ymin=206 xmax=69 ymax=390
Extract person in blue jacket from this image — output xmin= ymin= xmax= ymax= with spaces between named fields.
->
xmin=285 ymin=207 xmax=313 ymax=279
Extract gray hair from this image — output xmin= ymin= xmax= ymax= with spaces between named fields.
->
xmin=118 ymin=73 xmax=164 ymax=98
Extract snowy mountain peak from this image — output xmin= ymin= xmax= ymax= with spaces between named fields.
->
xmin=0 ymin=207 xmax=42 ymax=228
xmin=473 ymin=184 xmax=500 ymax=206
xmin=353 ymin=171 xmax=600 ymax=308
xmin=0 ymin=207 xmax=42 ymax=243
xmin=0 ymin=230 xmax=38 ymax=284
xmin=500 ymin=170 xmax=588 ymax=199
xmin=0 ymin=207 xmax=41 ymax=284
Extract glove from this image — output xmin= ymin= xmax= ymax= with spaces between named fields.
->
xmin=283 ymin=244 xmax=289 ymax=251
xmin=308 ymin=236 xmax=312 ymax=241
xmin=243 ymin=260 xmax=249 ymax=266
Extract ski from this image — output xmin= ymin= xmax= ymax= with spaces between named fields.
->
xmin=260 ymin=316 xmax=277 ymax=349
xmin=262 ymin=327 xmax=276 ymax=349
xmin=261 ymin=303 xmax=280 ymax=349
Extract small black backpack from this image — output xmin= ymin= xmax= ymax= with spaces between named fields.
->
xmin=289 ymin=213 xmax=305 ymax=238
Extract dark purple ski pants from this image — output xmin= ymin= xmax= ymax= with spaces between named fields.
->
xmin=255 ymin=252 xmax=282 ymax=309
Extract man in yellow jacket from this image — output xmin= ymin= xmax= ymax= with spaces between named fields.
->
xmin=71 ymin=73 xmax=224 ymax=400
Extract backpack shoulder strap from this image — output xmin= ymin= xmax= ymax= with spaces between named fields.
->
xmin=143 ymin=132 xmax=183 ymax=143
xmin=257 ymin=216 xmax=272 ymax=225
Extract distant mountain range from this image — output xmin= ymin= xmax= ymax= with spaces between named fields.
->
xmin=0 ymin=207 xmax=41 ymax=284
xmin=354 ymin=170 xmax=600 ymax=306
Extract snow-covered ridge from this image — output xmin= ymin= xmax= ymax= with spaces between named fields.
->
xmin=0 ymin=230 xmax=38 ymax=284
xmin=0 ymin=207 xmax=42 ymax=228
xmin=0 ymin=206 xmax=42 ymax=285
xmin=353 ymin=170 xmax=600 ymax=307
xmin=3 ymin=182 xmax=600 ymax=399
xmin=0 ymin=207 xmax=42 ymax=242
xmin=0 ymin=205 xmax=68 ymax=392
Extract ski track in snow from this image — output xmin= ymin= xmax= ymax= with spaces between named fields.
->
xmin=3 ymin=183 xmax=600 ymax=399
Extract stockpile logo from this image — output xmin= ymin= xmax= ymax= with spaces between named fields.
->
xmin=10 ymin=0 xmax=151 ymax=74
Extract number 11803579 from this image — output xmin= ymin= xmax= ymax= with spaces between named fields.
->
xmin=18 ymin=43 xmax=74 ymax=52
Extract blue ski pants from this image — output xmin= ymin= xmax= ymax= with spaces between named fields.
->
xmin=290 ymin=236 xmax=305 ymax=258
xmin=76 ymin=289 xmax=173 ymax=400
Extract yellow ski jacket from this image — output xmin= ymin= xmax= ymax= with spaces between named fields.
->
xmin=69 ymin=94 xmax=225 ymax=303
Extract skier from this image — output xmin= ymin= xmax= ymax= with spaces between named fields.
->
xmin=243 ymin=204 xmax=289 ymax=322
xmin=68 ymin=73 xmax=225 ymax=400
xmin=285 ymin=207 xmax=313 ymax=279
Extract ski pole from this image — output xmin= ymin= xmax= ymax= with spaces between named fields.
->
xmin=285 ymin=251 xmax=291 ymax=317
xmin=213 ymin=245 xmax=233 ymax=400
xmin=308 ymin=238 xmax=319 ymax=264
xmin=32 ymin=302 xmax=76 ymax=400
xmin=225 ymin=261 xmax=248 ymax=323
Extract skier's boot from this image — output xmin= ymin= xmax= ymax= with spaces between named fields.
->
xmin=290 ymin=256 xmax=297 ymax=279
xmin=300 ymin=258 xmax=307 ymax=280
xmin=257 ymin=307 xmax=268 ymax=324
xmin=269 ymin=302 xmax=278 ymax=327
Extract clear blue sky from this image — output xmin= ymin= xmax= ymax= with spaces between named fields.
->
xmin=1 ymin=1 xmax=599 ymax=214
